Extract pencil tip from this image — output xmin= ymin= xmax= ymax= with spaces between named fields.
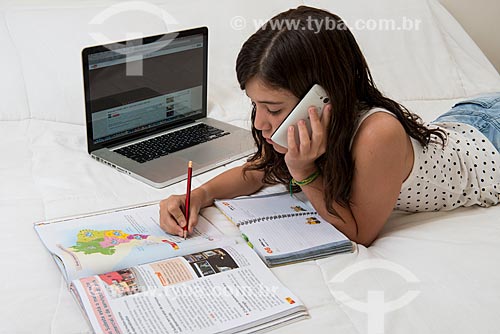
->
xmin=188 ymin=160 xmax=193 ymax=168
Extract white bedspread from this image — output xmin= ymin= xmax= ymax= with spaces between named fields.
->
xmin=1 ymin=0 xmax=500 ymax=333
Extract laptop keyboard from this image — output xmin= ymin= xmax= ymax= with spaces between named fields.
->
xmin=115 ymin=123 xmax=230 ymax=163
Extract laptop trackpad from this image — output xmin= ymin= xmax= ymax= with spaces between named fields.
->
xmin=179 ymin=146 xmax=232 ymax=165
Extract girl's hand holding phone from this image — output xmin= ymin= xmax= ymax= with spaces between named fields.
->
xmin=285 ymin=104 xmax=331 ymax=181
xmin=270 ymin=84 xmax=329 ymax=148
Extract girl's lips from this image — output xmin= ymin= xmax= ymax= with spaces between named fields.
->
xmin=265 ymin=137 xmax=274 ymax=144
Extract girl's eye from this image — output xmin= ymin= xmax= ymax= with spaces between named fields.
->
xmin=267 ymin=108 xmax=281 ymax=115
xmin=251 ymin=101 xmax=282 ymax=115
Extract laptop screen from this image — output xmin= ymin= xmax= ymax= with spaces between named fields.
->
xmin=83 ymin=27 xmax=208 ymax=152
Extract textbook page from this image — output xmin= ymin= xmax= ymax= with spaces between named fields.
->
xmin=34 ymin=203 xmax=228 ymax=282
xmin=71 ymin=243 xmax=307 ymax=334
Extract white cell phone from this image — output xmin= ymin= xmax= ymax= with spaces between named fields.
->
xmin=270 ymin=84 xmax=329 ymax=148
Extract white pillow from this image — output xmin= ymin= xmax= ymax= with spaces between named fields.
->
xmin=5 ymin=1 xmax=171 ymax=124
xmin=0 ymin=10 xmax=30 ymax=121
xmin=306 ymin=0 xmax=500 ymax=101
xmin=3 ymin=0 xmax=499 ymax=125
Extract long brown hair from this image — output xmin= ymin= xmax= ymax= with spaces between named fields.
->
xmin=237 ymin=6 xmax=445 ymax=213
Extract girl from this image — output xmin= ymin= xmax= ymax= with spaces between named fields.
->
xmin=159 ymin=6 xmax=500 ymax=246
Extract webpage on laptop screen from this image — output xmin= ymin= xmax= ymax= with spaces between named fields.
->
xmin=87 ymin=35 xmax=204 ymax=144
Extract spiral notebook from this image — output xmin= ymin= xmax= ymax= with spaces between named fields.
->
xmin=214 ymin=192 xmax=354 ymax=266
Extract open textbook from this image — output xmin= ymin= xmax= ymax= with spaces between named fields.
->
xmin=34 ymin=203 xmax=227 ymax=282
xmin=214 ymin=192 xmax=354 ymax=266
xmin=34 ymin=204 xmax=308 ymax=334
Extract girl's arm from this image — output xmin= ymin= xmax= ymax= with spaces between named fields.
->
xmin=159 ymin=163 xmax=265 ymax=236
xmin=288 ymin=109 xmax=411 ymax=247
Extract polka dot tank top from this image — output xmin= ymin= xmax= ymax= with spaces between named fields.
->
xmin=355 ymin=108 xmax=500 ymax=212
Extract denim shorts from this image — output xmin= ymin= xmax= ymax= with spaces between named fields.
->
xmin=432 ymin=92 xmax=500 ymax=153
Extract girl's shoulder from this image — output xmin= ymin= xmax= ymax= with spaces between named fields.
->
xmin=355 ymin=107 xmax=397 ymax=126
xmin=351 ymin=107 xmax=404 ymax=150
xmin=352 ymin=109 xmax=407 ymax=151
xmin=351 ymin=107 xmax=414 ymax=183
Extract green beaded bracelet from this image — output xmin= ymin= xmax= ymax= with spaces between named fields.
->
xmin=289 ymin=170 xmax=320 ymax=195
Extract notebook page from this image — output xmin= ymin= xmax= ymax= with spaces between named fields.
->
xmin=239 ymin=213 xmax=349 ymax=256
xmin=215 ymin=193 xmax=314 ymax=224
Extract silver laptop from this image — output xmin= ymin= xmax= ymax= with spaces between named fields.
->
xmin=82 ymin=27 xmax=255 ymax=188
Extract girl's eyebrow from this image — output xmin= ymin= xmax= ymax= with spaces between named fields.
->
xmin=246 ymin=93 xmax=286 ymax=105
xmin=255 ymin=100 xmax=285 ymax=105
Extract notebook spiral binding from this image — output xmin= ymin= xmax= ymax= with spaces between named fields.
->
xmin=237 ymin=211 xmax=318 ymax=226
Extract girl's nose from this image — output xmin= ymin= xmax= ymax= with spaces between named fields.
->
xmin=253 ymin=104 xmax=271 ymax=132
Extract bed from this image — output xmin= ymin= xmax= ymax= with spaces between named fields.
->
xmin=1 ymin=0 xmax=499 ymax=333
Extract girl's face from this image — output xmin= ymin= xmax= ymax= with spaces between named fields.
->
xmin=245 ymin=77 xmax=299 ymax=154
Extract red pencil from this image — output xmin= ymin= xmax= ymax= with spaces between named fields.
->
xmin=183 ymin=160 xmax=193 ymax=239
